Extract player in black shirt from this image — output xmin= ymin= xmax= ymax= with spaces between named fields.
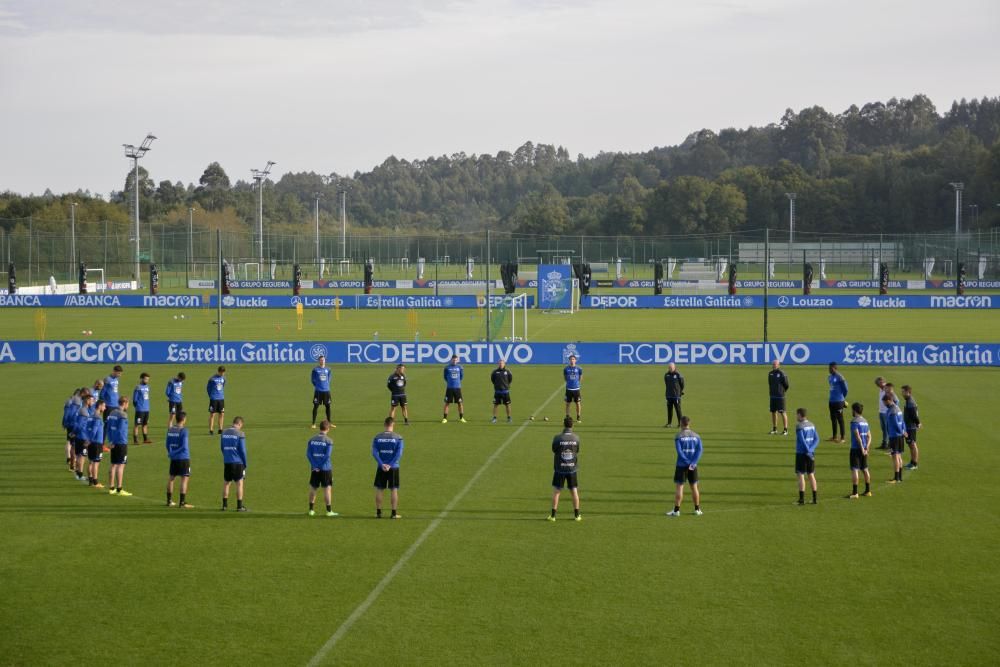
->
xmin=548 ymin=417 xmax=581 ymax=521
xmin=768 ymin=360 xmax=790 ymax=435
xmin=386 ymin=364 xmax=409 ymax=425
xmin=901 ymin=385 xmax=921 ymax=470
xmin=663 ymin=363 xmax=684 ymax=427
xmin=490 ymin=359 xmax=513 ymax=424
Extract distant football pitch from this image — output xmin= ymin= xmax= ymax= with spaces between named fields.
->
xmin=1 ymin=306 xmax=998 ymax=664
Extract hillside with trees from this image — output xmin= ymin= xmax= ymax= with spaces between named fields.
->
xmin=2 ymin=95 xmax=999 ymax=240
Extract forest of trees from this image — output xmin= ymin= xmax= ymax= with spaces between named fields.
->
xmin=2 ymin=95 xmax=999 ymax=241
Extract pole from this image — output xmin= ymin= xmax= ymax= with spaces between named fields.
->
xmin=188 ymin=207 xmax=194 ymax=275
xmin=340 ymin=189 xmax=347 ymax=260
xmin=763 ymin=228 xmax=769 ymax=343
xmin=314 ymin=195 xmax=320 ymax=270
xmin=257 ymin=177 xmax=264 ymax=265
xmin=217 ymin=230 xmax=223 ymax=342
xmin=486 ymin=229 xmax=491 ymax=342
xmin=70 ymin=202 xmax=77 ymax=277
xmin=134 ymin=158 xmax=140 ymax=283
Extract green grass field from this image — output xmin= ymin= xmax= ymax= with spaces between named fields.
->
xmin=3 ymin=306 xmax=1000 ymax=343
xmin=2 ymin=304 xmax=999 ymax=665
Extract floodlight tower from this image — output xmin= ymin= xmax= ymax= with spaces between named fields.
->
xmin=251 ymin=161 xmax=276 ymax=265
xmin=123 ymin=133 xmax=156 ymax=284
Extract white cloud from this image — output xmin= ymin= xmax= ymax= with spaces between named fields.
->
xmin=0 ymin=0 xmax=997 ymax=195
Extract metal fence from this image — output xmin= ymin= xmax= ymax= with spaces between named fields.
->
xmin=1 ymin=221 xmax=998 ymax=289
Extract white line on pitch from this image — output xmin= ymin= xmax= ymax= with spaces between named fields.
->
xmin=306 ymin=383 xmax=565 ymax=666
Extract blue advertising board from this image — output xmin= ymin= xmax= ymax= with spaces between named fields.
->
xmin=537 ymin=265 xmax=574 ymax=310
xmin=580 ymin=294 xmax=999 ymax=309
xmin=2 ymin=340 xmax=996 ymax=366
xmin=0 ymin=293 xmax=534 ymax=309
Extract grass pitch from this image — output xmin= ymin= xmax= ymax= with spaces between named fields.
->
xmin=2 ymin=362 xmax=998 ymax=665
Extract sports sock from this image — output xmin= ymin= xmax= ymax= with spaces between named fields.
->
xmin=673 ymin=505 xmax=680 ymax=512
xmin=179 ymin=493 xmax=186 ymax=505
xmin=222 ymin=498 xmax=228 ymax=509
xmin=798 ymin=490 xmax=804 ymax=503
xmin=852 ymin=484 xmax=858 ymax=495
xmin=695 ymin=505 xmax=701 ymax=511
xmin=391 ymin=510 xmax=398 ymax=517
xmin=312 ymin=405 xmax=318 ymax=423
xmin=326 ymin=504 xmax=332 ymax=512
xmin=309 ymin=501 xmax=314 ymax=511
xmin=237 ymin=500 xmax=244 ymax=509
xmin=376 ymin=509 xmax=382 ymax=518
xmin=167 ymin=492 xmax=172 ymax=504
xmin=550 ymin=508 xmax=556 ymax=518
xmin=812 ymin=490 xmax=817 ymax=503
xmin=574 ymin=509 xmax=580 ymax=518
xmin=865 ymin=483 xmax=871 ymax=493
xmin=325 ymin=406 xmax=331 ymax=421
xmin=116 ymin=487 xmax=122 ymax=493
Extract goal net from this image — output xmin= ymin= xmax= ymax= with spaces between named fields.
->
xmin=86 ymin=268 xmax=106 ymax=292
xmin=482 ymin=293 xmax=529 ymax=341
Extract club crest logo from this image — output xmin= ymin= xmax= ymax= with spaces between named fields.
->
xmin=542 ymin=270 xmax=567 ymax=307
xmin=310 ymin=344 xmax=328 ymax=361
xmin=857 ymin=296 xmax=872 ymax=307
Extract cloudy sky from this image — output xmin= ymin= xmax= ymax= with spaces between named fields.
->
xmin=1 ymin=0 xmax=997 ymax=197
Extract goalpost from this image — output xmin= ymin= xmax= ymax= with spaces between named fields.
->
xmin=241 ymin=262 xmax=260 ymax=280
xmin=86 ymin=268 xmax=106 ymax=292
xmin=509 ymin=293 xmax=528 ymax=341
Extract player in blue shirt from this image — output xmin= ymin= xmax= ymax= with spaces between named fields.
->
xmin=306 ymin=421 xmax=337 ymax=517
xmin=73 ymin=392 xmax=95 ymax=482
xmin=207 ymin=366 xmax=227 ymax=435
xmin=884 ymin=393 xmax=908 ymax=484
xmin=99 ymin=365 xmax=123 ymax=440
xmin=165 ymin=411 xmax=193 ymax=508
xmin=310 ymin=356 xmax=333 ymax=429
xmin=442 ymin=355 xmax=466 ymax=423
xmin=63 ymin=388 xmax=84 ymax=471
xmin=848 ymin=402 xmax=872 ymax=499
xmin=827 ymin=362 xmax=849 ymax=443
xmin=563 ymin=354 xmax=583 ymax=422
xmin=106 ymin=397 xmax=132 ymax=496
xmin=795 ymin=407 xmax=820 ymax=505
xmin=372 ymin=417 xmax=404 ymax=518
xmin=85 ymin=400 xmax=106 ymax=488
xmin=220 ymin=416 xmax=248 ymax=512
xmin=165 ymin=371 xmax=186 ymax=428
xmin=667 ymin=416 xmax=703 ymax=517
xmin=132 ymin=372 xmax=152 ymax=445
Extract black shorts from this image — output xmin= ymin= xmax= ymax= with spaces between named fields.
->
xmin=224 ymin=463 xmax=246 ymax=482
xmin=66 ymin=428 xmax=75 ymax=441
xmin=444 ymin=388 xmax=463 ymax=404
xmin=390 ymin=394 xmax=407 ymax=407
xmin=87 ymin=449 xmax=103 ymax=463
xmin=313 ymin=391 xmax=332 ymax=406
xmin=565 ymin=389 xmax=581 ymax=403
xmin=905 ymin=427 xmax=918 ymax=445
xmin=134 ymin=411 xmax=149 ymax=426
xmin=168 ymin=401 xmax=183 ymax=415
xmin=110 ymin=445 xmax=128 ymax=465
xmin=208 ymin=399 xmax=225 ymax=414
xmin=795 ymin=453 xmax=816 ymax=475
xmin=169 ymin=459 xmax=191 ymax=477
xmin=890 ymin=435 xmax=906 ymax=454
xmin=829 ymin=401 xmax=846 ymax=418
xmin=849 ymin=448 xmax=868 ymax=470
xmin=374 ymin=467 xmax=400 ymax=489
xmin=74 ymin=438 xmax=88 ymax=457
xmin=674 ymin=465 xmax=699 ymax=485
xmin=493 ymin=391 xmax=511 ymax=406
xmin=770 ymin=397 xmax=786 ymax=413
xmin=310 ymin=470 xmax=333 ymax=488
xmin=552 ymin=471 xmax=578 ymax=489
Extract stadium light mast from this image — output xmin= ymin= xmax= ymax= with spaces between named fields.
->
xmin=313 ymin=193 xmax=321 ymax=268
xmin=251 ymin=161 xmax=276 ymax=265
xmin=950 ymin=183 xmax=964 ymax=235
xmin=124 ymin=134 xmax=156 ymax=285
xmin=785 ymin=192 xmax=796 ymax=244
xmin=70 ymin=202 xmax=77 ymax=274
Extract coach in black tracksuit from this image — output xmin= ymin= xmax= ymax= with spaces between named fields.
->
xmin=664 ymin=363 xmax=685 ymax=427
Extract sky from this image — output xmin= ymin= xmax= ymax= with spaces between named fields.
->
xmin=0 ymin=0 xmax=998 ymax=197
